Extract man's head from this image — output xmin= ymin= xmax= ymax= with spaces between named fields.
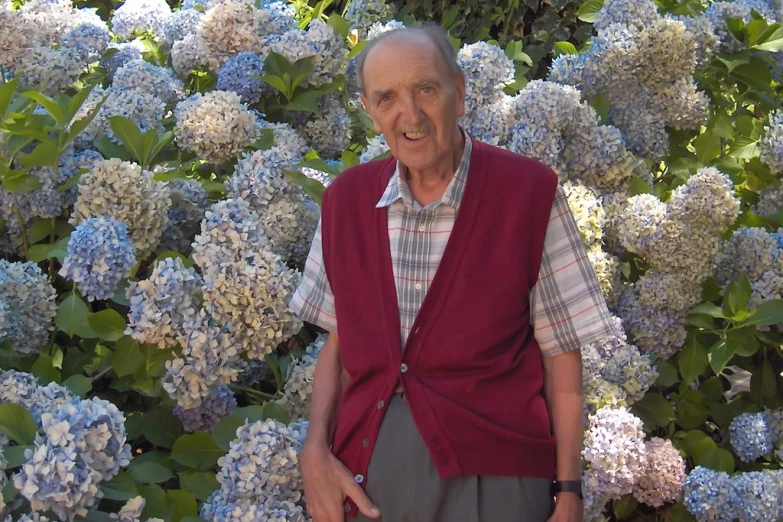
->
xmin=357 ymin=24 xmax=466 ymax=174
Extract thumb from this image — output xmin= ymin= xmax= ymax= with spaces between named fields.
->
xmin=342 ymin=475 xmax=381 ymax=519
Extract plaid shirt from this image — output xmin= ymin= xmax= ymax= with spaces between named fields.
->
xmin=289 ymin=135 xmax=614 ymax=357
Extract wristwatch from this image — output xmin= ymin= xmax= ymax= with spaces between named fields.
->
xmin=551 ymin=480 xmax=583 ymax=500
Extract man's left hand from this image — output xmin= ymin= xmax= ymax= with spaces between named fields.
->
xmin=547 ymin=493 xmax=583 ymax=522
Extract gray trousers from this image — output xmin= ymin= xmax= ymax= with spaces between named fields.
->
xmin=353 ymin=393 xmax=555 ymax=522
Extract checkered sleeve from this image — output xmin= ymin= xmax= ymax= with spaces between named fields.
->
xmin=288 ymin=217 xmax=338 ymax=332
xmin=531 ymin=185 xmax=615 ymax=357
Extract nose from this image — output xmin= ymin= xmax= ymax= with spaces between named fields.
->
xmin=399 ymin=93 xmax=424 ymax=124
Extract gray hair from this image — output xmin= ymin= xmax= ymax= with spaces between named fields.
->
xmin=355 ymin=23 xmax=463 ymax=95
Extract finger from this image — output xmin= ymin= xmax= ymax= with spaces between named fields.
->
xmin=341 ymin=476 xmax=380 ymax=519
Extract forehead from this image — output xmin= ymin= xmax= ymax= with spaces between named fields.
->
xmin=363 ymin=35 xmax=450 ymax=91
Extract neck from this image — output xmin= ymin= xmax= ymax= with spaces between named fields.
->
xmin=405 ymin=127 xmax=465 ymax=188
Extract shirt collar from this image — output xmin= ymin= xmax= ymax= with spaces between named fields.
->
xmin=376 ymin=131 xmax=472 ymax=211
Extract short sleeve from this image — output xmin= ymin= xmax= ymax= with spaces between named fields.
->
xmin=530 ymin=185 xmax=615 ymax=357
xmin=288 ymin=217 xmax=338 ymax=332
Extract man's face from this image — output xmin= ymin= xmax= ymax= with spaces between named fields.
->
xmin=360 ymin=34 xmax=466 ymax=173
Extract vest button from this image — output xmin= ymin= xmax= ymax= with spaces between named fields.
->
xmin=355 ymin=474 xmax=365 ymax=484
xmin=362 ymin=438 xmax=370 ymax=447
xmin=377 ymin=400 xmax=385 ymax=409
xmin=400 ymin=363 xmax=408 ymax=373
xmin=344 ymin=502 xmax=351 ymax=513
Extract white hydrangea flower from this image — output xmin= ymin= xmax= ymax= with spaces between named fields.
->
xmin=583 ymin=407 xmax=647 ymax=499
xmin=344 ymin=0 xmax=394 ymax=38
xmin=126 ymin=256 xmax=202 ymax=348
xmin=0 ymin=370 xmax=73 ymax=423
xmin=77 ymin=86 xmax=167 ymax=146
xmin=174 ymin=91 xmax=260 ymax=164
xmin=359 ymin=134 xmax=390 ymax=163
xmin=633 ymin=437 xmax=687 ymax=507
xmin=111 ymin=0 xmax=172 ymax=41
xmin=275 ymin=334 xmax=325 ymax=421
xmin=265 ymin=20 xmax=348 ymax=87
xmin=70 ymin=158 xmax=171 ymax=259
xmin=112 ymin=59 xmax=185 ymax=104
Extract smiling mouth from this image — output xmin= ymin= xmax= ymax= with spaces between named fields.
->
xmin=404 ymin=131 xmax=428 ymax=141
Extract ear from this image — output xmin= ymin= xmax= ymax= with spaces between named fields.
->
xmin=360 ymin=94 xmax=383 ymax=134
xmin=454 ymin=72 xmax=466 ymax=118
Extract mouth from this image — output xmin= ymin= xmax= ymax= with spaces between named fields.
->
xmin=403 ymin=131 xmax=429 ymax=141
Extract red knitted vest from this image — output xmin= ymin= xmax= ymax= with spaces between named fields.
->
xmin=320 ymin=139 xmax=559 ymax=518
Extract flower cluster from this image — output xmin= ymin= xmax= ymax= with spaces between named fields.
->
xmin=59 ymin=218 xmax=137 ymax=301
xmin=174 ymin=91 xmax=260 ymax=164
xmin=13 ymin=396 xmax=132 ymax=521
xmin=761 ymin=108 xmax=783 ymax=174
xmin=70 ymin=158 xmax=170 ymax=259
xmin=173 ymin=385 xmax=236 ymax=432
xmin=633 ymin=437 xmax=687 ymax=507
xmin=201 ymin=419 xmax=309 ymax=521
xmin=110 ymin=496 xmax=163 ymax=522
xmin=216 ymin=52 xmax=267 ymax=104
xmin=729 ymin=411 xmax=779 ymax=462
xmin=359 ymin=134 xmax=390 ymax=163
xmin=265 ymin=20 xmax=348 ymax=87
xmin=226 ymin=146 xmax=319 ymax=263
xmin=112 ymin=59 xmax=185 ymax=105
xmin=344 ymin=0 xmax=395 ymax=38
xmin=0 ymin=261 xmax=57 ymax=356
xmin=549 ymin=0 xmax=710 ymax=159
xmin=296 ymin=96 xmax=352 ymax=160
xmin=157 ymin=178 xmax=209 ymax=255
xmin=110 ymin=0 xmax=172 ymax=41
xmin=275 ymin=335 xmax=325 ymax=421
xmin=0 ymin=370 xmax=73 ymax=424
xmin=615 ymin=169 xmax=740 ymax=358
xmin=683 ymin=466 xmax=783 ymax=521
xmin=125 ymin=256 xmax=202 ymax=348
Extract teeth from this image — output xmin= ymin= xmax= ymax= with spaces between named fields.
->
xmin=405 ymin=132 xmax=427 ymax=139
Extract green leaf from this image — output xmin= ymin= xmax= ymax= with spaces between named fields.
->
xmin=678 ymin=334 xmax=709 ymax=382
xmin=113 ymin=336 xmax=145 ymax=377
xmin=700 ymin=447 xmax=735 ymax=473
xmin=724 ymin=273 xmax=752 ymax=318
xmin=2 ymin=170 xmax=43 ymax=194
xmin=750 ymin=358 xmax=778 ymax=406
xmin=128 ymin=460 xmax=175 ymax=484
xmin=689 ymin=302 xmax=727 ymax=319
xmin=171 ymin=432 xmax=224 ymax=470
xmin=22 ymin=91 xmax=65 ymax=125
xmin=66 ymin=95 xmax=107 ymax=145
xmin=101 ymin=471 xmax=138 ymax=501
xmin=142 ymin=406 xmax=183 ymax=449
xmin=62 ymin=374 xmax=92 ymax=396
xmin=179 ymin=470 xmax=219 ymax=501
xmin=613 ymin=495 xmax=638 ymax=520
xmin=140 ymin=128 xmax=158 ymax=167
xmin=576 ymin=0 xmax=604 ymax=22
xmin=631 ymin=392 xmax=675 ymax=429
xmin=732 ymin=57 xmax=772 ymax=92
xmin=440 ymin=5 xmax=459 ymax=29
xmin=87 ymin=308 xmax=128 ymax=342
xmin=725 ymin=325 xmax=759 ymax=357
xmin=212 ymin=405 xmax=265 ymax=450
xmin=56 ymin=167 xmax=88 ymax=193
xmin=84 ymin=512 xmax=113 ymax=522
xmin=3 ymin=445 xmax=33 ymax=468
xmin=675 ymin=396 xmax=710 ymax=429
xmin=262 ymin=401 xmax=291 ymax=424
xmin=745 ymin=299 xmax=783 ymax=325
xmin=55 ymin=292 xmax=90 ymax=338
xmin=728 ymin=136 xmax=760 ymax=159
xmin=628 ymin=175 xmax=653 ymax=196
xmin=553 ymin=41 xmax=578 ymax=56
xmin=260 ymin=75 xmax=289 ymax=96
xmin=17 ymin=141 xmax=59 ymax=168
xmin=108 ymin=116 xmax=145 ymax=163
xmin=284 ymin=168 xmax=325 ymax=205
xmin=751 ymin=25 xmax=783 ymax=51
xmin=148 ymin=131 xmax=174 ymax=165
xmin=655 ymin=362 xmax=679 ymax=387
xmin=694 ymin=130 xmax=721 ymax=164
xmin=340 ymin=150 xmax=359 ymax=170
xmin=327 ymin=13 xmax=350 ymax=38
xmin=708 ymin=338 xmax=736 ymax=375
xmin=164 ymin=491 xmax=198 ymax=522
xmin=0 ymin=78 xmax=18 ymax=118
xmin=287 ymin=91 xmax=321 ymax=113
xmin=31 ymin=353 xmax=61 ymax=384
xmin=138 ymin=484 xmax=167 ymax=520
xmin=0 ymin=403 xmax=37 ymax=445
xmin=700 ymin=377 xmax=724 ymax=402
xmin=681 ymin=430 xmax=715 ymax=462
xmin=93 ymin=136 xmax=133 ymax=161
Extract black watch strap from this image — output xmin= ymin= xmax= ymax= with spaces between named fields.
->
xmin=551 ymin=480 xmax=583 ymax=499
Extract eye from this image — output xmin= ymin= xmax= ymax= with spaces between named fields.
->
xmin=420 ymin=86 xmax=434 ymax=94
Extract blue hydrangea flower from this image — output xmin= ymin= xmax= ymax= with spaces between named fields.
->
xmin=111 ymin=0 xmax=172 ymax=40
xmin=731 ymin=471 xmax=779 ymax=521
xmin=59 ymin=218 xmax=137 ymax=302
xmin=216 ymin=52 xmax=266 ymax=104
xmin=729 ymin=412 xmax=775 ymax=462
xmin=683 ymin=466 xmax=736 ymax=522
xmin=162 ymin=9 xmax=203 ymax=46
xmin=61 ymin=19 xmax=111 ymax=61
xmin=173 ymin=385 xmax=236 ymax=432
xmin=100 ymin=41 xmax=145 ymax=77
xmin=0 ymin=260 xmax=57 ymax=356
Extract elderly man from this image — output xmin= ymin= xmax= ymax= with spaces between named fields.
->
xmin=289 ymin=23 xmax=614 ymax=522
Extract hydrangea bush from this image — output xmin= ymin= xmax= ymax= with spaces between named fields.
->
xmin=0 ymin=0 xmax=782 ymax=520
